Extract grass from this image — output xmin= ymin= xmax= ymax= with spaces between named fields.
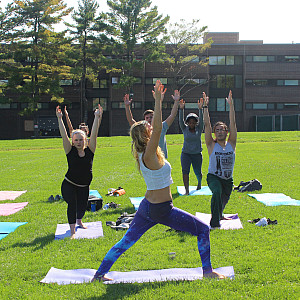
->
xmin=0 ymin=131 xmax=299 ymax=299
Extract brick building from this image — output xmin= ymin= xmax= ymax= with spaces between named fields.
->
xmin=1 ymin=32 xmax=299 ymax=139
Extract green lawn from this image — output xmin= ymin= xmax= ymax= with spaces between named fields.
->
xmin=0 ymin=131 xmax=299 ymax=299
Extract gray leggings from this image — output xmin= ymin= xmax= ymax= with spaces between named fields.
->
xmin=181 ymin=152 xmax=203 ymax=183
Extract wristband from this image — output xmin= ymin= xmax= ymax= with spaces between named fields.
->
xmin=202 ymin=106 xmax=208 ymax=108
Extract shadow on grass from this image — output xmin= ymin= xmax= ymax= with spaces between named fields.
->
xmin=87 ymin=280 xmax=183 ymax=300
xmin=8 ymin=233 xmax=54 ymax=251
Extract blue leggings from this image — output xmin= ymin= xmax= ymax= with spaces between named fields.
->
xmin=96 ymin=198 xmax=212 ymax=276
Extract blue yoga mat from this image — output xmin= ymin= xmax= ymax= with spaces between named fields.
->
xmin=177 ymin=186 xmax=212 ymax=196
xmin=248 ymin=193 xmax=300 ymax=206
xmin=0 ymin=222 xmax=27 ymax=233
xmin=129 ymin=197 xmax=144 ymax=210
xmin=89 ymin=190 xmax=102 ymax=198
xmin=0 ymin=233 xmax=8 ymax=241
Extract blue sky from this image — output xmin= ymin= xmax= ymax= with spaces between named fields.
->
xmin=1 ymin=0 xmax=299 ymax=44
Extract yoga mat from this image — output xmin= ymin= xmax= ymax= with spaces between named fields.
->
xmin=177 ymin=186 xmax=212 ymax=196
xmin=0 ymin=191 xmax=27 ymax=201
xmin=129 ymin=197 xmax=144 ymax=210
xmin=41 ymin=266 xmax=234 ymax=284
xmin=89 ymin=190 xmax=102 ymax=198
xmin=0 ymin=233 xmax=8 ymax=240
xmin=0 ymin=222 xmax=27 ymax=233
xmin=248 ymin=193 xmax=300 ymax=206
xmin=55 ymin=221 xmax=103 ymax=240
xmin=196 ymin=212 xmax=243 ymax=230
xmin=0 ymin=202 xmax=29 ymax=216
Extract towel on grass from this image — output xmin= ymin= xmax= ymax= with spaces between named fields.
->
xmin=129 ymin=197 xmax=144 ymax=210
xmin=41 ymin=266 xmax=234 ymax=284
xmin=55 ymin=221 xmax=103 ymax=240
xmin=0 ymin=222 xmax=27 ymax=240
xmin=248 ymin=193 xmax=300 ymax=206
xmin=0 ymin=191 xmax=27 ymax=201
xmin=0 ymin=202 xmax=29 ymax=216
xmin=196 ymin=212 xmax=243 ymax=230
xmin=177 ymin=186 xmax=212 ymax=196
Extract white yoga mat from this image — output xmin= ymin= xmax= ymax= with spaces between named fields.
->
xmin=41 ymin=266 xmax=234 ymax=284
xmin=196 ymin=212 xmax=243 ymax=230
xmin=177 ymin=186 xmax=212 ymax=196
xmin=55 ymin=221 xmax=103 ymax=240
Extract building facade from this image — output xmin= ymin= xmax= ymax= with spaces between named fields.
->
xmin=1 ymin=32 xmax=299 ymax=139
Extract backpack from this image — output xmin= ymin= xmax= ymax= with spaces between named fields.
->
xmin=86 ymin=197 xmax=103 ymax=211
xmin=235 ymin=179 xmax=262 ymax=192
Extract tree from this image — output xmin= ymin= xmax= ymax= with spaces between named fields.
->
xmin=1 ymin=0 xmax=73 ymax=114
xmin=164 ymin=19 xmax=212 ymax=96
xmin=105 ymin=0 xmax=169 ymax=91
xmin=66 ymin=0 xmax=108 ymax=123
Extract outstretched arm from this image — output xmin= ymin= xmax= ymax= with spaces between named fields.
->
xmin=197 ymin=97 xmax=204 ymax=132
xmin=56 ymin=106 xmax=72 ymax=154
xmin=124 ymin=94 xmax=136 ymax=126
xmin=64 ymin=106 xmax=74 ymax=137
xmin=165 ymin=90 xmax=180 ymax=127
xmin=144 ymin=80 xmax=166 ymax=168
xmin=226 ymin=90 xmax=237 ymax=150
xmin=202 ymin=92 xmax=214 ymax=154
xmin=89 ymin=104 xmax=103 ymax=153
xmin=178 ymin=99 xmax=186 ymax=132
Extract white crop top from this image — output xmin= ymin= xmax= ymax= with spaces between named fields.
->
xmin=138 ymin=153 xmax=173 ymax=190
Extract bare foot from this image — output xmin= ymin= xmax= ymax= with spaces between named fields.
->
xmin=184 ymin=192 xmax=189 ymax=195
xmin=203 ymin=271 xmax=226 ymax=279
xmin=70 ymin=233 xmax=76 ymax=239
xmin=221 ymin=216 xmax=232 ymax=221
xmin=77 ymin=220 xmax=88 ymax=229
xmin=91 ymin=274 xmax=113 ymax=282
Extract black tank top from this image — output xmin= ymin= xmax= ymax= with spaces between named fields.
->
xmin=65 ymin=146 xmax=94 ymax=185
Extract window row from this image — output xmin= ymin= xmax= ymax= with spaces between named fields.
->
xmin=246 ymin=79 xmax=300 ymax=87
xmin=246 ymin=55 xmax=300 ymax=63
xmin=209 ymin=56 xmax=243 ymax=65
xmin=245 ymin=103 xmax=299 ymax=110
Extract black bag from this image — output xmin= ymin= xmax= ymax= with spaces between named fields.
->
xmin=86 ymin=197 xmax=103 ymax=211
xmin=235 ymin=179 xmax=262 ymax=192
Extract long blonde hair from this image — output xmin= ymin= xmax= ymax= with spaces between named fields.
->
xmin=130 ymin=121 xmax=164 ymax=170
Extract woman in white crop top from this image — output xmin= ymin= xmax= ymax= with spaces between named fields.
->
xmin=92 ymin=81 xmax=226 ymax=282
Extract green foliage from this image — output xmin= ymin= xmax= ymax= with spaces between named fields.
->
xmin=0 ymin=131 xmax=299 ymax=299
xmin=164 ymin=19 xmax=212 ymax=93
xmin=0 ymin=0 xmax=73 ymax=113
xmin=105 ymin=0 xmax=170 ymax=89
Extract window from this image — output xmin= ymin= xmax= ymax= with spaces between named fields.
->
xmin=145 ymin=78 xmax=168 ymax=85
xmin=185 ymin=103 xmax=199 ymax=109
xmin=37 ymin=103 xmax=49 ymax=109
xmin=209 ymin=98 xmax=242 ymax=112
xmin=59 ymin=79 xmax=72 ymax=86
xmin=92 ymin=81 xmax=100 ymax=88
xmin=111 ymin=77 xmax=119 ymax=84
xmin=0 ymin=103 xmax=10 ymax=109
xmin=277 ymin=80 xmax=299 ymax=86
xmin=246 ymin=56 xmax=275 ymax=62
xmin=253 ymin=103 xmax=268 ymax=110
xmin=134 ymin=77 xmax=142 ymax=84
xmin=100 ymin=79 xmax=108 ymax=88
xmin=245 ymin=103 xmax=252 ymax=110
xmin=209 ymin=56 xmax=235 ymax=65
xmin=0 ymin=79 xmax=8 ymax=86
xmin=93 ymin=98 xmax=108 ymax=111
xmin=212 ymin=75 xmax=240 ymax=89
xmin=285 ymin=56 xmax=299 ymax=62
xmin=111 ymin=101 xmax=142 ymax=109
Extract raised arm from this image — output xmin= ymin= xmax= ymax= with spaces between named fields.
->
xmin=64 ymin=106 xmax=74 ymax=137
xmin=226 ymin=90 xmax=237 ymax=150
xmin=165 ymin=90 xmax=180 ymax=127
xmin=202 ymin=92 xmax=214 ymax=154
xmin=178 ymin=99 xmax=186 ymax=132
xmin=56 ymin=106 xmax=72 ymax=154
xmin=124 ymin=94 xmax=136 ymax=126
xmin=197 ymin=97 xmax=204 ymax=132
xmin=144 ymin=80 xmax=166 ymax=167
xmin=88 ymin=104 xmax=103 ymax=153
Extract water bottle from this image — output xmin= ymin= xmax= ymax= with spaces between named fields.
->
xmin=103 ymin=204 xmax=109 ymax=210
xmin=91 ymin=202 xmax=96 ymax=212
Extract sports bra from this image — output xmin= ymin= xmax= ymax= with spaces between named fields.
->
xmin=138 ymin=153 xmax=173 ymax=190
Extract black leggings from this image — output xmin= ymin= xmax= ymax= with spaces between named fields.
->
xmin=61 ymin=180 xmax=89 ymax=224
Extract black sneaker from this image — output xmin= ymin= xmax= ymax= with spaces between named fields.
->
xmin=48 ymin=195 xmax=54 ymax=202
xmin=54 ymin=195 xmax=61 ymax=201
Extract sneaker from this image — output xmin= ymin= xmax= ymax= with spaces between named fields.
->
xmin=267 ymin=218 xmax=278 ymax=225
xmin=48 ymin=195 xmax=54 ymax=202
xmin=54 ymin=195 xmax=61 ymax=201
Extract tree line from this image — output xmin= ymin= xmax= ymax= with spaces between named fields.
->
xmin=0 ymin=0 xmax=211 ymax=120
